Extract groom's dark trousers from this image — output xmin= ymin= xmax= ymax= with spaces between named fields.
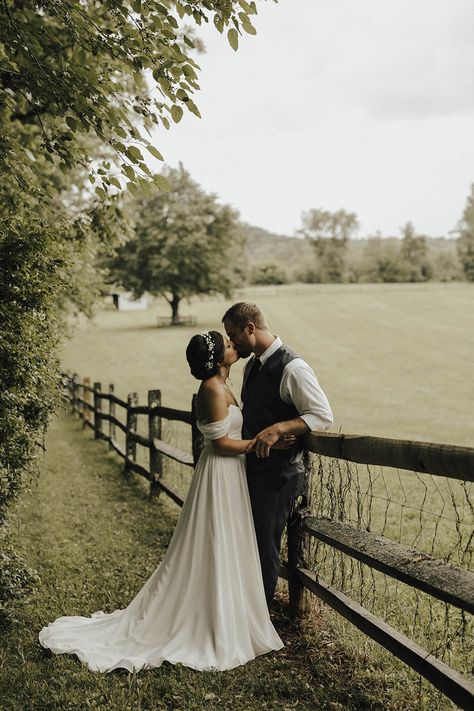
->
xmin=242 ymin=344 xmax=305 ymax=607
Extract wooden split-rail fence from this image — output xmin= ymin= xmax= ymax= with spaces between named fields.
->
xmin=65 ymin=372 xmax=474 ymax=710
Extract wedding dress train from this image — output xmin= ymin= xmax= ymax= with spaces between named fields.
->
xmin=38 ymin=405 xmax=283 ymax=672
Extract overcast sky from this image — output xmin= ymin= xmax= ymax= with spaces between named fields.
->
xmin=150 ymin=0 xmax=474 ymax=238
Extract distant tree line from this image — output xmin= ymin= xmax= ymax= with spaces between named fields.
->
xmin=247 ymin=185 xmax=474 ymax=286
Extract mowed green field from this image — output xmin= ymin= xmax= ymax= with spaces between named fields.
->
xmin=53 ymin=282 xmax=473 ymax=702
xmin=62 ymin=282 xmax=474 ymax=447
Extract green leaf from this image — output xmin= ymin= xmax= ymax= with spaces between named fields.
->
xmin=121 ymin=164 xmax=136 ymax=181
xmin=138 ymin=177 xmax=152 ymax=195
xmin=241 ymin=16 xmax=257 ymax=35
xmin=127 ymin=181 xmax=139 ymax=197
xmin=214 ymin=15 xmax=224 ymax=33
xmin=109 ymin=177 xmax=122 ymax=189
xmin=129 ymin=126 xmax=142 ymax=141
xmin=183 ymin=64 xmax=198 ymax=81
xmin=114 ymin=125 xmax=128 ymax=138
xmin=186 ymin=100 xmax=201 ymax=119
xmin=239 ymin=0 xmax=257 ymax=14
xmin=114 ymin=141 xmax=127 ymax=153
xmin=158 ymin=77 xmax=171 ymax=94
xmin=152 ymin=174 xmax=171 ymax=192
xmin=170 ymin=65 xmax=182 ymax=81
xmin=95 ymin=186 xmax=107 ymax=200
xmin=227 ymin=28 xmax=239 ymax=51
xmin=171 ymin=105 xmax=183 ymax=123
xmin=176 ymin=88 xmax=188 ymax=101
xmin=65 ymin=116 xmax=77 ymax=131
xmin=146 ymin=145 xmax=164 ymax=161
xmin=125 ymin=146 xmax=144 ymax=163
xmin=138 ymin=161 xmax=153 ymax=177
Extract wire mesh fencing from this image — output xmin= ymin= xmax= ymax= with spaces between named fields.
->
xmin=305 ymin=453 xmax=473 ymax=682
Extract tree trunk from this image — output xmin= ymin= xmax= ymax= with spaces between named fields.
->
xmin=170 ymin=293 xmax=181 ymax=325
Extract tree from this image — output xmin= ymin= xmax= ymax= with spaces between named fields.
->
xmin=399 ymin=222 xmax=432 ymax=281
xmin=108 ymin=165 xmax=244 ymax=323
xmin=250 ymin=263 xmax=287 ymax=285
xmin=0 ymin=0 xmax=262 ymax=613
xmin=298 ymin=208 xmax=359 ymax=282
xmin=456 ymin=184 xmax=474 ymax=281
xmin=356 ymin=237 xmax=404 ymax=283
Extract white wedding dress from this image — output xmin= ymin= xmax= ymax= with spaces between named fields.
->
xmin=39 ymin=405 xmax=283 ymax=672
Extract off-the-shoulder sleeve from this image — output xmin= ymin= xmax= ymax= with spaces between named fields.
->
xmin=198 ymin=415 xmax=231 ymax=440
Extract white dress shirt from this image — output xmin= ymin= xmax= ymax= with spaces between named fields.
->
xmin=252 ymin=336 xmax=333 ymax=432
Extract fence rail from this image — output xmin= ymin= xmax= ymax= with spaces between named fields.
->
xmin=63 ymin=372 xmax=474 ymax=710
xmin=305 ymin=431 xmax=474 ymax=481
xmin=68 ymin=373 xmax=195 ymax=505
xmin=301 ymin=516 xmax=473 ymax=613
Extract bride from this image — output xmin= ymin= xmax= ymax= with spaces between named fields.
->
xmin=39 ymin=331 xmax=292 ymax=672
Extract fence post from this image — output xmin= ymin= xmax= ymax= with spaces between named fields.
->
xmin=191 ymin=393 xmax=204 ymax=466
xmin=83 ymin=376 xmax=92 ymax=428
xmin=63 ymin=370 xmax=72 ymax=408
xmin=71 ymin=373 xmax=79 ymax=414
xmin=108 ymin=383 xmax=115 ymax=450
xmin=93 ymin=382 xmax=102 ymax=439
xmin=124 ymin=392 xmax=138 ymax=476
xmin=287 ymin=463 xmax=312 ymax=621
xmin=148 ymin=389 xmax=163 ymax=497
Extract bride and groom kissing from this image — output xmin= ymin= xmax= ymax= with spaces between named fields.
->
xmin=39 ymin=302 xmax=333 ymax=672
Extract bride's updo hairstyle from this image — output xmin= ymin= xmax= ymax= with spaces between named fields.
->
xmin=186 ymin=330 xmax=225 ymax=381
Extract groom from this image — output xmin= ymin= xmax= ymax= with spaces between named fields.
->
xmin=223 ymin=302 xmax=333 ymax=607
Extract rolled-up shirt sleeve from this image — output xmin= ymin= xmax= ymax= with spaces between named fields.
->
xmin=280 ymin=359 xmax=333 ymax=432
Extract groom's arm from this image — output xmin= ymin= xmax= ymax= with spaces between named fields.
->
xmin=253 ymin=359 xmax=333 ymax=458
xmin=253 ymin=417 xmax=309 ymax=458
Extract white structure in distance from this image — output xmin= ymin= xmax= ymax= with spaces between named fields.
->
xmin=106 ymin=291 xmax=149 ymax=311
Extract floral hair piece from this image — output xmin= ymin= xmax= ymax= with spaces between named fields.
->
xmin=200 ymin=331 xmax=215 ymax=371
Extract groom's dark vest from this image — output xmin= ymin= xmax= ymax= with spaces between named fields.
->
xmin=242 ymin=344 xmax=303 ymax=474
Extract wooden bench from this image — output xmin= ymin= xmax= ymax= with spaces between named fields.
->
xmin=156 ymin=315 xmax=197 ymax=327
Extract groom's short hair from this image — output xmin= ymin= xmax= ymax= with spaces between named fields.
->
xmin=222 ymin=302 xmax=268 ymax=330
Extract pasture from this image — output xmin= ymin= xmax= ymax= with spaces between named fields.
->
xmin=63 ymin=282 xmax=474 ymax=446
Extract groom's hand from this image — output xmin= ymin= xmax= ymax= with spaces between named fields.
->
xmin=253 ymin=425 xmax=282 ymax=458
